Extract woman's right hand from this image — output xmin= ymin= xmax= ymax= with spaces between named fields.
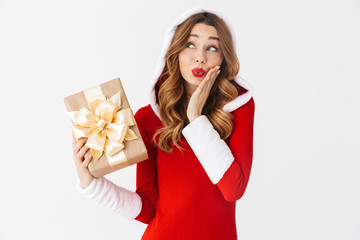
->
xmin=72 ymin=132 xmax=94 ymax=188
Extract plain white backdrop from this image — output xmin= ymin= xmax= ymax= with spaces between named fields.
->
xmin=0 ymin=0 xmax=359 ymax=239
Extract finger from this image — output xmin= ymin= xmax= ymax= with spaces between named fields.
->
xmin=206 ymin=67 xmax=219 ymax=83
xmin=81 ymin=154 xmax=92 ymax=168
xmin=200 ymin=68 xmax=216 ymax=85
xmin=73 ymin=137 xmax=87 ymax=154
xmin=204 ymin=70 xmax=216 ymax=87
xmin=192 ymin=67 xmax=219 ymax=99
xmin=194 ymin=77 xmax=212 ymax=98
xmin=199 ymin=68 xmax=218 ymax=92
xmin=204 ymin=68 xmax=216 ymax=81
xmin=206 ymin=69 xmax=220 ymax=91
xmin=73 ymin=145 xmax=89 ymax=167
xmin=209 ymin=66 xmax=220 ymax=81
xmin=77 ymin=145 xmax=90 ymax=159
xmin=73 ymin=138 xmax=85 ymax=153
xmin=206 ymin=67 xmax=220 ymax=86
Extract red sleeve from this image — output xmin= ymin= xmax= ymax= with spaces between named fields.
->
xmin=134 ymin=108 xmax=159 ymax=224
xmin=216 ymin=97 xmax=255 ymax=202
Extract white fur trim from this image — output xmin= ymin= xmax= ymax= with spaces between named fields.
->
xmin=182 ymin=115 xmax=234 ymax=184
xmin=77 ymin=177 xmax=142 ymax=220
xmin=149 ymin=7 xmax=254 ymax=118
xmin=223 ymin=75 xmax=254 ymax=112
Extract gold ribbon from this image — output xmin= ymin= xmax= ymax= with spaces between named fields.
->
xmin=67 ymin=85 xmax=137 ymax=166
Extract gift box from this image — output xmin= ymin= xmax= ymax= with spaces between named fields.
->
xmin=64 ymin=78 xmax=148 ymax=178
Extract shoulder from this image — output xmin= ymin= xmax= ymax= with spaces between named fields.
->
xmin=231 ymin=97 xmax=255 ymax=118
xmin=134 ymin=104 xmax=163 ymax=135
xmin=228 ymin=97 xmax=255 ymax=141
xmin=222 ymin=81 xmax=254 ymax=113
xmin=134 ymin=104 xmax=155 ymax=120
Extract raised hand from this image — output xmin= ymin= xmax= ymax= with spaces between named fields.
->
xmin=72 ymin=132 xmax=94 ymax=188
xmin=186 ymin=65 xmax=220 ymax=122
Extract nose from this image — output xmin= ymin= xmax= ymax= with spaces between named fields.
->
xmin=195 ymin=50 xmax=206 ymax=64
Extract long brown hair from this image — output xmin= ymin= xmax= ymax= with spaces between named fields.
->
xmin=154 ymin=12 xmax=240 ymax=152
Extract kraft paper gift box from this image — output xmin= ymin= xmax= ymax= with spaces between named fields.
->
xmin=64 ymin=78 xmax=148 ymax=178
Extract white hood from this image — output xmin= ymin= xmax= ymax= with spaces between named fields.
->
xmin=149 ymin=7 xmax=254 ymax=117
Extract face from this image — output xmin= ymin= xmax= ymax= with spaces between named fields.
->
xmin=178 ymin=23 xmax=224 ymax=92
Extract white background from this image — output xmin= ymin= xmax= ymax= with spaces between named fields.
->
xmin=0 ymin=0 xmax=359 ymax=239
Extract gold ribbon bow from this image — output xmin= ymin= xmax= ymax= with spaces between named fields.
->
xmin=67 ymin=87 xmax=137 ymax=163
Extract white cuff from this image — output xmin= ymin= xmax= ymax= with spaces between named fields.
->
xmin=76 ymin=177 xmax=142 ymax=220
xmin=182 ymin=116 xmax=234 ymax=184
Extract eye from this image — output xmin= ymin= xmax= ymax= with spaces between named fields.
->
xmin=208 ymin=46 xmax=218 ymax=52
xmin=186 ymin=42 xmax=195 ymax=49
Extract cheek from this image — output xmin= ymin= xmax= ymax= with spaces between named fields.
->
xmin=208 ymin=54 xmax=224 ymax=66
xmin=179 ymin=50 xmax=193 ymax=66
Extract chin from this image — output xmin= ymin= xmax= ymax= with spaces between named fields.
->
xmin=190 ymin=79 xmax=201 ymax=86
xmin=184 ymin=79 xmax=199 ymax=89
xmin=195 ymin=78 xmax=204 ymax=86
xmin=183 ymin=74 xmax=202 ymax=87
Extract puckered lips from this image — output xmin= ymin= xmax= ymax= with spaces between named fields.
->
xmin=192 ymin=68 xmax=206 ymax=77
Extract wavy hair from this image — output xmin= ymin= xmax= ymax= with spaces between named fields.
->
xmin=154 ymin=12 xmax=241 ymax=152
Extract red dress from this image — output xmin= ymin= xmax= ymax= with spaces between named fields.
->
xmin=133 ymin=97 xmax=255 ymax=240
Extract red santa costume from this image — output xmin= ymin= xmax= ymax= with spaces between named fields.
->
xmin=77 ymin=7 xmax=255 ymax=240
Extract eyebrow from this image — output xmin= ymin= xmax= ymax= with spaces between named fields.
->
xmin=190 ymin=34 xmax=219 ymax=41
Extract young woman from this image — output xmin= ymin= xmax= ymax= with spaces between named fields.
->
xmin=72 ymin=7 xmax=255 ymax=240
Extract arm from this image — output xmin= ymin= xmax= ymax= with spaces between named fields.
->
xmin=216 ymin=98 xmax=255 ymax=201
xmin=74 ymin=134 xmax=142 ymax=220
xmin=133 ymin=108 xmax=159 ymax=224
xmin=182 ymin=97 xmax=255 ymax=202
xmin=77 ymin=177 xmax=142 ymax=219
xmin=76 ymin=108 xmax=159 ymax=223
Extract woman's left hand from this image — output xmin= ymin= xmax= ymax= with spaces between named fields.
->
xmin=187 ymin=65 xmax=220 ymax=122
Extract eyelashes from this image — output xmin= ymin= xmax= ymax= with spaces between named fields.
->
xmin=185 ymin=42 xmax=219 ymax=52
xmin=208 ymin=46 xmax=218 ymax=52
xmin=186 ymin=42 xmax=195 ymax=49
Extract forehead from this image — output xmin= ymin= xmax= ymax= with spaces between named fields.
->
xmin=190 ymin=23 xmax=219 ymax=38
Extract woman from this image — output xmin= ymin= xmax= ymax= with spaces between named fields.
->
xmin=72 ymin=7 xmax=255 ymax=240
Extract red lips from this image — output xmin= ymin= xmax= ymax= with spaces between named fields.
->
xmin=192 ymin=68 xmax=205 ymax=77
